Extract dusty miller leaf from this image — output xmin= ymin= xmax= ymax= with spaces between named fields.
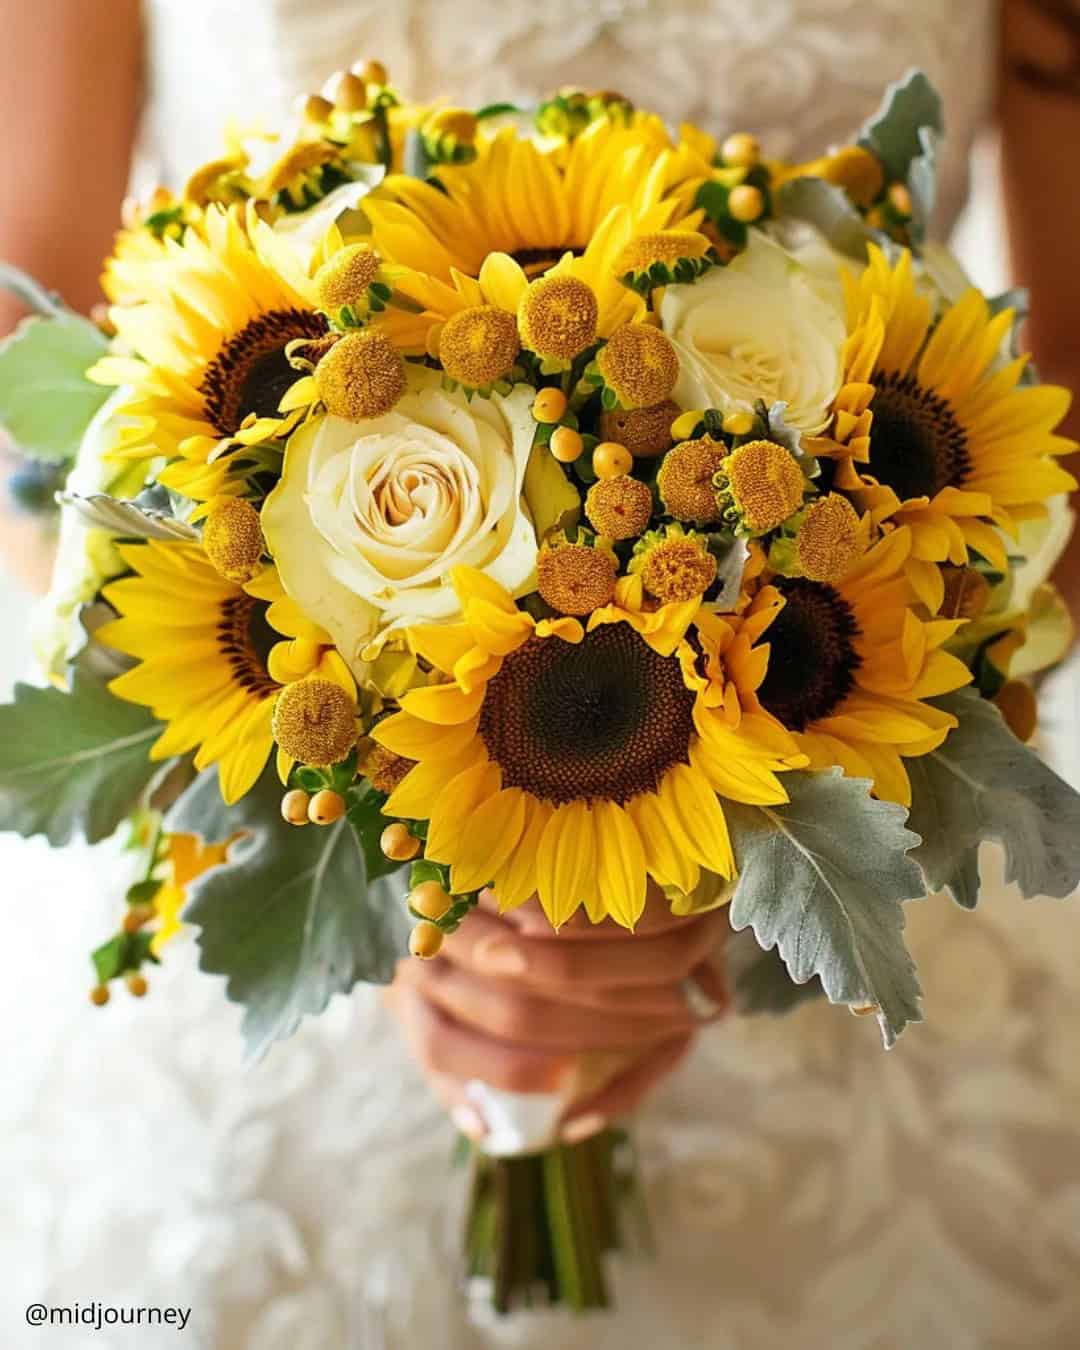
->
xmin=0 ymin=311 xmax=110 ymax=461
xmin=57 ymin=491 xmax=200 ymax=541
xmin=727 ymin=929 xmax=825 ymax=1017
xmin=0 ymin=661 xmax=161 ymax=845
xmin=857 ymin=69 xmax=944 ymax=184
xmin=774 ymin=178 xmax=873 ymax=260
xmin=166 ymin=767 xmax=412 ymax=1058
xmin=726 ymin=770 xmax=925 ymax=1048
xmin=906 ymin=688 xmax=1080 ymax=907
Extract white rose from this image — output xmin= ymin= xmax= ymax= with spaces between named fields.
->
xmin=262 ymin=369 xmax=540 ymax=676
xmin=660 ymin=231 xmax=846 ymax=435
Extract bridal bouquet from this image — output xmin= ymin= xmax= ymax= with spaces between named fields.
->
xmin=2 ymin=63 xmax=1080 ymax=1312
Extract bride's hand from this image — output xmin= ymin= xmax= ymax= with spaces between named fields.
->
xmin=387 ymin=890 xmax=731 ymax=1143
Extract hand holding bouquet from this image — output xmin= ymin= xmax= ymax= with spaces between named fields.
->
xmin=2 ymin=64 xmax=1080 ymax=1313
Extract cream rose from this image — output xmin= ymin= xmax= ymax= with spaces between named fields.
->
xmin=660 ymin=231 xmax=846 ymax=435
xmin=262 ymin=370 xmax=540 ymax=676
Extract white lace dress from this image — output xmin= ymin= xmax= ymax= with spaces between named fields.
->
xmin=5 ymin=2 xmax=1080 ymax=1347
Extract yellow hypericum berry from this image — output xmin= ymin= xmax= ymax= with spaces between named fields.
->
xmin=202 ymin=497 xmax=264 ymax=584
xmin=718 ymin=439 xmax=805 ymax=534
xmin=537 ymin=540 xmax=617 ymax=616
xmin=721 ymin=409 xmax=755 ymax=437
xmin=518 ymin=275 xmax=599 ymax=361
xmin=585 ymin=474 xmax=654 ymax=540
xmin=335 ymin=71 xmax=368 ymax=112
xmin=795 ymin=493 xmax=863 ymax=582
xmin=657 ymin=437 xmax=727 ymax=524
xmin=596 ymin=324 xmax=679 ymax=409
xmin=821 ymin=146 xmax=885 ymax=209
xmin=532 ymin=386 xmax=568 ymax=424
xmin=90 ymin=985 xmax=110 ymax=1007
xmin=281 ymin=789 xmax=312 ymax=827
xmin=410 ymin=920 xmax=445 ymax=959
xmin=722 ymin=132 xmax=760 ymax=167
xmin=363 ymin=743 xmax=416 ymax=794
xmin=410 ymin=880 xmax=452 ymax=922
xmin=631 ymin=527 xmax=718 ymax=603
xmin=669 ymin=409 xmax=704 ymax=442
xmin=272 ymin=679 xmax=357 ymax=767
xmin=361 ymin=59 xmax=389 ymax=86
xmin=308 ymin=789 xmax=346 ymax=826
xmin=888 ymin=182 xmax=913 ymax=217
xmin=550 ymin=426 xmax=585 ymax=463
xmin=438 ymin=305 xmax=520 ymax=387
xmin=728 ymin=184 xmax=765 ymax=223
xmin=126 ymin=973 xmax=149 ymax=998
xmin=424 ymin=107 xmax=479 ymax=143
xmin=592 ymin=441 xmax=633 ymax=479
xmin=315 ymin=243 xmax=382 ymax=312
xmin=600 ymin=400 xmax=680 ymax=459
xmin=380 ymin=822 xmax=421 ymax=862
xmin=122 ymin=904 xmax=154 ymax=935
xmin=315 ymin=330 xmax=406 ymax=421
xmin=304 ymin=93 xmax=335 ymax=124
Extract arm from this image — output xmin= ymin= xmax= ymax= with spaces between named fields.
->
xmin=1000 ymin=0 xmax=1080 ymax=622
xmin=0 ymin=0 xmax=143 ymax=332
xmin=0 ymin=0 xmax=142 ymax=592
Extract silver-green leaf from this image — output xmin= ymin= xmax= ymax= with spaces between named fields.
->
xmin=727 ymin=929 xmax=825 ymax=1017
xmin=0 ymin=666 xmax=161 ymax=845
xmin=167 ymin=768 xmax=412 ymax=1058
xmin=726 ymin=770 xmax=925 ymax=1048
xmin=774 ymin=178 xmax=874 ymax=260
xmin=857 ymin=68 xmax=944 ymax=184
xmin=0 ymin=311 xmax=110 ymax=462
xmin=57 ymin=491 xmax=200 ymax=541
xmin=906 ymin=688 xmax=1080 ymax=907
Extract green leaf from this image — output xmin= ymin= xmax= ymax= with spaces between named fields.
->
xmin=0 ymin=259 xmax=65 ymax=318
xmin=126 ymin=878 xmax=164 ymax=906
xmin=0 ymin=666 xmax=161 ymax=845
xmin=348 ymin=784 xmax=408 ymax=882
xmin=858 ymin=69 xmax=944 ymax=185
xmin=92 ymin=930 xmax=158 ymax=984
xmin=0 ymin=311 xmax=110 ymax=462
xmin=906 ymin=688 xmax=1080 ymax=908
xmin=726 ymin=770 xmax=925 ymax=1048
xmin=774 ymin=178 xmax=873 ymax=260
xmin=166 ymin=767 xmax=412 ymax=1057
xmin=727 ymin=930 xmax=825 ymax=1016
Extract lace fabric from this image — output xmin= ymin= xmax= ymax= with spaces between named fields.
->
xmin=7 ymin=2 xmax=1080 ymax=1345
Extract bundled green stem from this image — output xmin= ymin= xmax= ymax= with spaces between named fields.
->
xmin=459 ymin=1128 xmax=648 ymax=1315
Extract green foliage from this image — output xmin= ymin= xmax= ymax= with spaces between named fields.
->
xmin=907 ymin=689 xmax=1080 ymax=908
xmin=92 ymin=930 xmax=159 ymax=984
xmin=167 ymin=767 xmax=412 ymax=1057
xmin=727 ymin=931 xmax=825 ymax=1017
xmin=0 ymin=308 xmax=110 ymax=462
xmin=0 ymin=665 xmax=162 ymax=845
xmin=857 ymin=69 xmax=943 ymax=241
xmin=726 ymin=770 xmax=925 ymax=1048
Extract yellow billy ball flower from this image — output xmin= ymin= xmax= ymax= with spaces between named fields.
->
xmin=585 ymin=474 xmax=654 ymax=540
xmin=614 ymin=230 xmax=711 ymax=278
xmin=631 ymin=526 xmax=717 ymax=603
xmin=363 ymin=742 xmax=416 ymax=794
xmin=202 ymin=497 xmax=264 ymax=583
xmin=438 ymin=305 xmax=520 ymax=387
xmin=716 ymin=439 xmax=805 ymax=534
xmin=272 ymin=678 xmax=357 ymax=766
xmin=537 ymin=536 xmax=617 ymax=616
xmin=518 ymin=274 xmax=599 ymax=361
xmin=315 ymin=330 xmax=406 ymax=421
xmin=315 ymin=243 xmax=382 ymax=312
xmin=599 ymin=399 xmax=680 ymax=459
xmin=657 ymin=436 xmax=727 ymax=524
xmin=597 ymin=323 xmax=679 ymax=410
xmin=795 ymin=493 xmax=863 ymax=582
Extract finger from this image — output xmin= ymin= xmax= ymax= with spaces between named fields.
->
xmin=442 ymin=904 xmax=731 ymax=994
xmin=558 ymin=1033 xmax=695 ymax=1143
xmin=396 ymin=956 xmax=698 ymax=1051
xmin=387 ymin=982 xmax=573 ymax=1094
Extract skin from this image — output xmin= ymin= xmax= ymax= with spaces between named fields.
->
xmin=2 ymin=0 xmax=1080 ymax=1138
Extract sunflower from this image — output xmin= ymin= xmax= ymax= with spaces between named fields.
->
xmin=754 ymin=526 xmax=972 ymax=806
xmin=151 ymin=831 xmax=237 ymax=954
xmin=362 ymin=120 xmax=704 ymax=348
xmin=371 ymin=567 xmax=806 ymax=928
xmin=810 ymin=245 xmax=1077 ymax=611
xmin=96 ymin=541 xmax=352 ymax=803
xmin=88 ymin=206 xmax=324 ymax=503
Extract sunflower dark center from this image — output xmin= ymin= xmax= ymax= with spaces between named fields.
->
xmin=757 ymin=578 xmax=861 ymax=731
xmin=216 ymin=594 xmax=279 ymax=697
xmin=868 ymin=370 xmax=972 ymax=500
xmin=201 ymin=308 xmax=327 ymax=436
xmin=510 ymin=245 xmax=584 ymax=277
xmin=478 ymin=623 xmax=695 ymax=806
